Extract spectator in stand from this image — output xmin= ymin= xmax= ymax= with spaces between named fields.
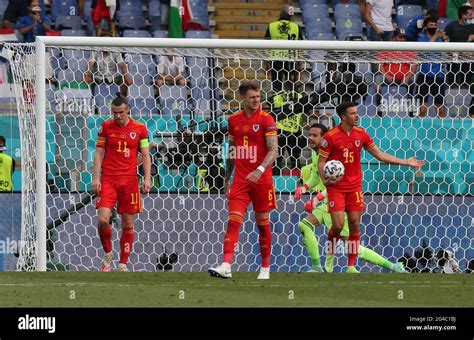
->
xmin=374 ymin=28 xmax=417 ymax=115
xmin=90 ymin=0 xmax=120 ymax=36
xmin=154 ymin=55 xmax=186 ymax=88
xmin=160 ymin=0 xmax=170 ymax=30
xmin=405 ymin=9 xmax=439 ymax=41
xmin=1 ymin=0 xmax=28 ymax=29
xmin=366 ymin=0 xmax=395 ymax=41
xmin=444 ymin=5 xmax=474 ymax=117
xmin=415 ymin=17 xmax=448 ymax=118
xmin=447 ymin=0 xmax=472 ymax=20
xmin=17 ymin=0 xmax=51 ymax=43
xmin=84 ymin=44 xmax=133 ymax=96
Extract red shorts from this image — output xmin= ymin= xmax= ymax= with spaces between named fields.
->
xmin=96 ymin=176 xmax=142 ymax=214
xmin=91 ymin=0 xmax=112 ymax=25
xmin=327 ymin=187 xmax=364 ymax=213
xmin=228 ymin=182 xmax=277 ymax=214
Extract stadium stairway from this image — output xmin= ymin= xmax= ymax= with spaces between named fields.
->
xmin=212 ymin=0 xmax=290 ymax=110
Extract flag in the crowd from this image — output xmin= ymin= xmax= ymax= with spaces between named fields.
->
xmin=168 ymin=0 xmax=192 ymax=38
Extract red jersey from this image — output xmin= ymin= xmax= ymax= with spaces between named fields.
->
xmin=228 ymin=108 xmax=277 ymax=184
xmin=319 ymin=125 xmax=376 ymax=192
xmin=96 ymin=119 xmax=149 ymax=178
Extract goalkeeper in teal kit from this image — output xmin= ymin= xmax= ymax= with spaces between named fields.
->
xmin=294 ymin=123 xmax=406 ymax=273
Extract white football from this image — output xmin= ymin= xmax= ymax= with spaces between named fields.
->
xmin=323 ymin=160 xmax=345 ymax=180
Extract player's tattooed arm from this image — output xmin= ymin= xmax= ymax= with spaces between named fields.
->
xmin=260 ymin=135 xmax=279 ymax=170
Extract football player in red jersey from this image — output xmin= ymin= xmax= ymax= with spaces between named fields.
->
xmin=209 ymin=80 xmax=279 ymax=280
xmin=318 ymin=102 xmax=425 ymax=272
xmin=92 ymin=94 xmax=151 ymax=272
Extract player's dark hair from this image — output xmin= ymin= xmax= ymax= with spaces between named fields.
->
xmin=426 ymin=9 xmax=439 ymax=20
xmin=336 ymin=101 xmax=357 ymax=117
xmin=111 ymin=92 xmax=129 ymax=107
xmin=458 ymin=5 xmax=472 ymax=20
xmin=423 ymin=16 xmax=438 ymax=27
xmin=310 ymin=123 xmax=328 ymax=136
xmin=239 ymin=80 xmax=260 ymax=96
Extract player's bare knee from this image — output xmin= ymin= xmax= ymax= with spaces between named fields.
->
xmin=98 ymin=218 xmax=109 ymax=229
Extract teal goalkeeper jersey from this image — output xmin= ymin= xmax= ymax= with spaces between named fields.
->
xmin=304 ymin=150 xmax=326 ymax=193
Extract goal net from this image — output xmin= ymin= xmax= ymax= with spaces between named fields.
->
xmin=4 ymin=38 xmax=473 ymax=273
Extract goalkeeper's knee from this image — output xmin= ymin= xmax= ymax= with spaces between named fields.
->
xmin=298 ymin=219 xmax=314 ymax=236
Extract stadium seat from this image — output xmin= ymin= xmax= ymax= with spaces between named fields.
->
xmin=118 ymin=15 xmax=147 ymax=31
xmin=335 ymin=18 xmax=363 ymax=39
xmin=148 ymin=0 xmax=161 ymax=31
xmin=299 ymin=0 xmax=327 ymax=6
xmin=55 ymin=15 xmax=83 ymax=30
xmin=187 ymin=0 xmax=210 ymax=29
xmin=123 ymin=30 xmax=151 ymax=38
xmin=334 ymin=4 xmax=361 ymax=20
xmin=332 ymin=0 xmax=358 ymax=4
xmin=301 ymin=3 xmax=329 ymax=24
xmin=304 ymin=18 xmax=333 ymax=35
xmin=159 ymin=85 xmax=190 ymax=117
xmin=0 ymin=2 xmax=9 ymax=22
xmin=128 ymin=84 xmax=158 ymax=116
xmin=396 ymin=5 xmax=423 ymax=30
xmin=115 ymin=0 xmax=144 ymax=20
xmin=125 ymin=54 xmax=156 ymax=86
xmin=60 ymin=29 xmax=87 ymax=36
xmin=185 ymin=30 xmax=212 ymax=39
xmin=306 ymin=32 xmax=334 ymax=40
xmin=438 ymin=17 xmax=453 ymax=30
xmin=62 ymin=49 xmax=89 ymax=73
xmin=93 ymin=83 xmax=119 ymax=115
xmin=51 ymin=0 xmax=79 ymax=20
xmin=153 ymin=30 xmax=168 ymax=38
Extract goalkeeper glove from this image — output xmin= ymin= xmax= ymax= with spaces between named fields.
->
xmin=294 ymin=184 xmax=309 ymax=200
xmin=304 ymin=191 xmax=327 ymax=213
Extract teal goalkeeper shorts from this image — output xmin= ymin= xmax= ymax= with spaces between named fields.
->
xmin=311 ymin=202 xmax=350 ymax=238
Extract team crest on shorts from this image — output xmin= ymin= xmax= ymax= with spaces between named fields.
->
xmin=97 ymin=197 xmax=101 ymax=203
xmin=329 ymin=201 xmax=334 ymax=208
xmin=130 ymin=132 xmax=137 ymax=139
xmin=355 ymin=140 xmax=361 ymax=147
xmin=253 ymin=124 xmax=260 ymax=132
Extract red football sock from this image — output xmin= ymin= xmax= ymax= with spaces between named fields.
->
xmin=327 ymin=228 xmax=341 ymax=255
xmin=347 ymin=232 xmax=360 ymax=267
xmin=119 ymin=228 xmax=134 ymax=264
xmin=98 ymin=224 xmax=112 ymax=254
xmin=223 ymin=214 xmax=243 ymax=264
xmin=256 ymin=217 xmax=272 ymax=268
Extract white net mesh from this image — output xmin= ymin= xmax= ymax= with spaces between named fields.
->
xmin=4 ymin=40 xmax=473 ymax=273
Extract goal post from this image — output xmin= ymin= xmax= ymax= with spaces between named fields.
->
xmin=4 ymin=37 xmax=473 ymax=272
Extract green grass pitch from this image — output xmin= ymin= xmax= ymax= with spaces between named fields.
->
xmin=1 ymin=272 xmax=473 ymax=307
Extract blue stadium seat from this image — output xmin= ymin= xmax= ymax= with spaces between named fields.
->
xmin=187 ymin=0 xmax=209 ymax=29
xmin=94 ymin=83 xmax=119 ymax=115
xmin=396 ymin=5 xmax=423 ymax=30
xmin=60 ymin=29 xmax=87 ymax=36
xmin=55 ymin=15 xmax=83 ymax=30
xmin=82 ymin=0 xmax=94 ymax=32
xmin=153 ymin=30 xmax=168 ymax=38
xmin=301 ymin=3 xmax=329 ymax=24
xmin=335 ymin=18 xmax=363 ymax=39
xmin=299 ymin=0 xmax=327 ymax=6
xmin=334 ymin=4 xmax=361 ymax=20
xmin=185 ymin=30 xmax=212 ymax=39
xmin=123 ymin=30 xmax=151 ymax=38
xmin=119 ymin=15 xmax=147 ymax=31
xmin=62 ymin=49 xmax=89 ymax=72
xmin=148 ymin=1 xmax=161 ymax=31
xmin=332 ymin=0 xmax=358 ymax=4
xmin=51 ymin=0 xmax=79 ymax=20
xmin=304 ymin=18 xmax=333 ymax=35
xmin=115 ymin=0 xmax=144 ymax=20
xmin=438 ymin=17 xmax=453 ymax=30
xmin=128 ymin=84 xmax=158 ymax=116
xmin=159 ymin=85 xmax=190 ymax=117
xmin=306 ymin=32 xmax=334 ymax=40
xmin=0 ymin=2 xmax=9 ymax=20
xmin=125 ymin=54 xmax=156 ymax=86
